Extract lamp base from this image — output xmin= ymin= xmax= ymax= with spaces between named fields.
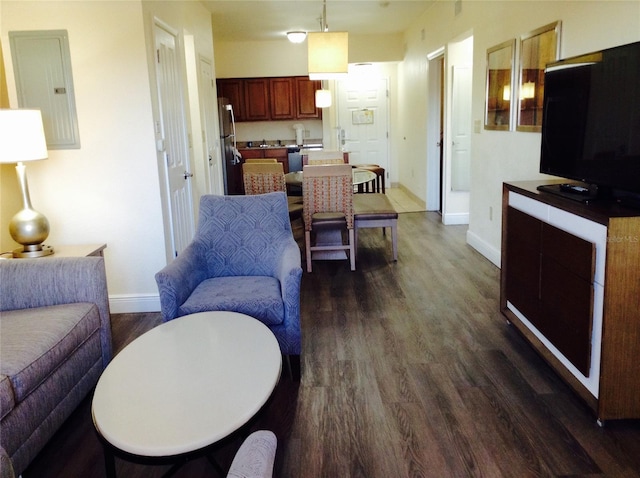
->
xmin=13 ymin=244 xmax=54 ymax=258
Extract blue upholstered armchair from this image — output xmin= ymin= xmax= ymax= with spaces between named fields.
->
xmin=155 ymin=192 xmax=303 ymax=378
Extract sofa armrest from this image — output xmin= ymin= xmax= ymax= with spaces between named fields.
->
xmin=155 ymin=242 xmax=210 ymax=321
xmin=0 ymin=257 xmax=112 ymax=367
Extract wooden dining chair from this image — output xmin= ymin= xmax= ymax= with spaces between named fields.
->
xmin=242 ymin=162 xmax=303 ymax=220
xmin=302 ymin=164 xmax=355 ymax=272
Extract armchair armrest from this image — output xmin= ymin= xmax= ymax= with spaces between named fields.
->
xmin=155 ymin=242 xmax=210 ymax=321
xmin=0 ymin=257 xmax=112 ymax=366
xmin=276 ymin=238 xmax=302 ymax=301
xmin=275 ymin=238 xmax=302 ymax=354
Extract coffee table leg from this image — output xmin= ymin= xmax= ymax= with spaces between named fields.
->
xmin=103 ymin=445 xmax=117 ymax=478
xmin=206 ymin=454 xmax=226 ymax=476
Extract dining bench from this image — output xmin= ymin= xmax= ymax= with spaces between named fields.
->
xmin=353 ymin=193 xmax=398 ymax=261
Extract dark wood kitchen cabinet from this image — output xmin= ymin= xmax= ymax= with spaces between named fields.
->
xmin=244 ymin=79 xmax=270 ymax=121
xmin=270 ymin=77 xmax=296 ymax=120
xmin=501 ymin=181 xmax=640 ymax=423
xmin=216 ymin=78 xmax=245 ymax=121
xmin=295 ymin=77 xmax=322 ymax=119
xmin=217 ymin=76 xmax=322 ymax=122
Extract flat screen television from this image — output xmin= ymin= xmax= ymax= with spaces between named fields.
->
xmin=539 ymin=40 xmax=640 ymax=204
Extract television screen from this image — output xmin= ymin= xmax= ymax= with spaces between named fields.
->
xmin=540 ymin=41 xmax=640 ymax=196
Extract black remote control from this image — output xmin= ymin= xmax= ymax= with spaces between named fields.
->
xmin=559 ymin=183 xmax=590 ymax=195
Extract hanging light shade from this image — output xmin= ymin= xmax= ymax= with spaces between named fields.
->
xmin=520 ymin=81 xmax=536 ymax=99
xmin=308 ymin=31 xmax=348 ymax=80
xmin=315 ymin=89 xmax=332 ymax=108
xmin=287 ymin=31 xmax=307 ymax=43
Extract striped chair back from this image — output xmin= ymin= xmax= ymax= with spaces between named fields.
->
xmin=302 ymin=164 xmax=354 ymax=231
xmin=303 ymin=150 xmax=347 ymax=165
xmin=242 ymin=162 xmax=286 ymax=195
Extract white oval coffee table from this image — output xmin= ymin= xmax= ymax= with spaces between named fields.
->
xmin=91 ymin=311 xmax=281 ymax=476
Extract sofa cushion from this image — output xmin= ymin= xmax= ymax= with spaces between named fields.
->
xmin=179 ymin=276 xmax=284 ymax=326
xmin=0 ymin=303 xmax=101 ymax=403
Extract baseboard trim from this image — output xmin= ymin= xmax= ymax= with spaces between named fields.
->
xmin=109 ymin=294 xmax=160 ymax=314
xmin=442 ymin=212 xmax=469 ymax=225
xmin=466 ymin=230 xmax=501 ymax=267
xmin=397 ymin=184 xmax=427 ymax=210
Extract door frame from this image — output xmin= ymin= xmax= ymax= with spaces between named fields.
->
xmin=441 ymin=34 xmax=473 ymax=225
xmin=426 ymin=48 xmax=444 ymax=212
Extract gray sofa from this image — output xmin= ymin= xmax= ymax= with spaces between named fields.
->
xmin=0 ymin=257 xmax=112 ymax=477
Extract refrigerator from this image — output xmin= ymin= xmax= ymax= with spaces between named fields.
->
xmin=217 ymin=98 xmax=242 ymax=194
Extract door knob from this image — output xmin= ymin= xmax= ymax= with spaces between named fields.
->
xmin=183 ymin=171 xmax=194 ymax=179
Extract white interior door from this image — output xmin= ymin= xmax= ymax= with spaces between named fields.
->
xmin=154 ymin=22 xmax=195 ymax=258
xmin=450 ymin=65 xmax=472 ymax=191
xmin=198 ymin=55 xmax=222 ymax=195
xmin=336 ymin=77 xmax=389 ymax=176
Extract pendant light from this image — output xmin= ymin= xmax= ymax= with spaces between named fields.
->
xmin=308 ymin=0 xmax=348 ymax=80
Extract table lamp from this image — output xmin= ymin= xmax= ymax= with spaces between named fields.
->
xmin=0 ymin=109 xmax=54 ymax=257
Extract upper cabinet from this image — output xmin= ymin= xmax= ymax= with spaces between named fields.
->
xmin=216 ymin=78 xmax=245 ymax=121
xmin=269 ymin=77 xmax=296 ymax=120
xmin=295 ymin=77 xmax=322 ymax=119
xmin=217 ymin=76 xmax=322 ymax=122
xmin=244 ymin=78 xmax=270 ymax=121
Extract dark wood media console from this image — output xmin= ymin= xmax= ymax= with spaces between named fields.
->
xmin=501 ymin=181 xmax=640 ymax=424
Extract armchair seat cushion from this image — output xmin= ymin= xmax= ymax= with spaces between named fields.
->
xmin=179 ymin=276 xmax=284 ymax=326
xmin=0 ymin=303 xmax=101 ymax=403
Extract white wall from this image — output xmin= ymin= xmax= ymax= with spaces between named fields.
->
xmin=399 ymin=0 xmax=640 ymax=266
xmin=1 ymin=0 xmax=215 ymax=313
xmin=213 ymin=33 xmax=405 ymax=79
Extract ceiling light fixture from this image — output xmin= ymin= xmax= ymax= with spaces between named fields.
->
xmin=287 ymin=31 xmax=307 ymax=43
xmin=308 ymin=0 xmax=348 ymax=80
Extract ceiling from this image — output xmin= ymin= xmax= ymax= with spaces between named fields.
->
xmin=204 ymin=1 xmax=436 ymax=43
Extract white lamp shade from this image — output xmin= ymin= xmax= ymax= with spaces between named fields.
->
xmin=0 ymin=109 xmax=48 ymax=163
xmin=315 ymin=89 xmax=332 ymax=108
xmin=308 ymin=31 xmax=348 ymax=80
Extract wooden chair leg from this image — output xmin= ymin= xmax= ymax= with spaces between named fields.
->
xmin=354 ymin=224 xmax=359 ymax=258
xmin=348 ymin=228 xmax=356 ymax=271
xmin=391 ymin=220 xmax=398 ymax=261
xmin=305 ymin=230 xmax=313 ymax=272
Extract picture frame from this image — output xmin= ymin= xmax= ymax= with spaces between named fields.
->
xmin=516 ymin=21 xmax=562 ymax=132
xmin=485 ymin=39 xmax=515 ymax=131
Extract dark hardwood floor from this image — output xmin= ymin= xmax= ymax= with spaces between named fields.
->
xmin=24 ymin=212 xmax=640 ymax=477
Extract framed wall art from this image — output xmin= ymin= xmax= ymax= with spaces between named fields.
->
xmin=517 ymin=21 xmax=562 ymax=132
xmin=485 ymin=39 xmax=515 ymax=131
